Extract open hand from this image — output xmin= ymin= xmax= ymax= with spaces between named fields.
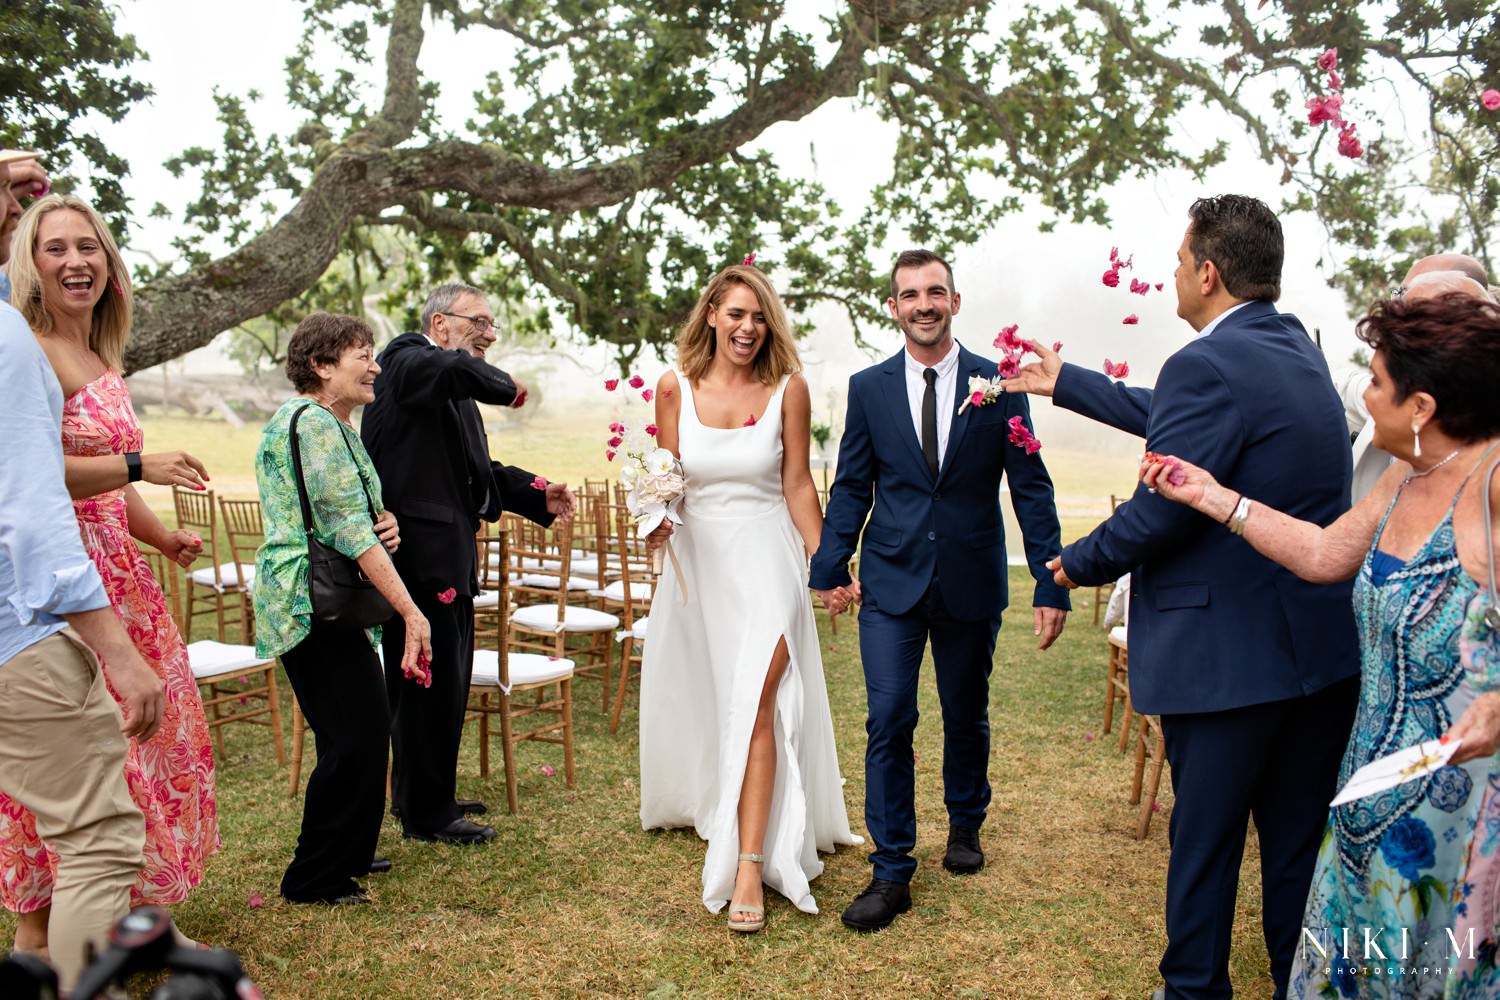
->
xmin=1033 ymin=606 xmax=1067 ymax=650
xmin=1446 ymin=693 xmax=1500 ymax=765
xmin=142 ymin=450 xmax=210 ymax=491
xmin=1000 ymin=340 xmax=1063 ymax=397
xmin=544 ymin=482 xmax=576 ymax=521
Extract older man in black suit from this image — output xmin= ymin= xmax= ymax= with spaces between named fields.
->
xmin=362 ymin=282 xmax=574 ymax=844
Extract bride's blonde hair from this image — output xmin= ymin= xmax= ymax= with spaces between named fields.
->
xmin=675 ymin=265 xmax=800 ymax=385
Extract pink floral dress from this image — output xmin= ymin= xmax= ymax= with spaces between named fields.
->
xmin=0 ymin=370 xmax=220 ymax=912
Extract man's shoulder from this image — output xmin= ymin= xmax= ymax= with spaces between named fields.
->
xmin=851 ymin=351 xmax=904 ymax=386
xmin=377 ymin=332 xmax=429 ymax=360
xmin=0 ymin=302 xmax=42 ymax=367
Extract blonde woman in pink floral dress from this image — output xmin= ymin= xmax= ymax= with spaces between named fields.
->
xmin=0 ymin=195 xmax=219 ymax=958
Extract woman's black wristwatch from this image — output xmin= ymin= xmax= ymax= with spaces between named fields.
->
xmin=125 ymin=452 xmax=143 ymax=483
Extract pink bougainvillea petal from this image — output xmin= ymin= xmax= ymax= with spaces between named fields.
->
xmin=540 ymin=764 xmax=556 ymax=777
xmin=1484 ymin=89 xmax=1500 ymax=112
xmin=1103 ymin=359 xmax=1131 ymax=379
xmin=1305 ymin=93 xmax=1344 ymax=127
xmin=1129 ymin=277 xmax=1150 ymax=295
xmin=628 ymin=374 xmax=645 ymax=389
xmin=605 ymin=449 xmax=617 ymax=461
xmin=530 ymin=475 xmax=548 ymax=490
xmin=743 ymin=414 xmax=757 ymax=426
xmin=604 ymin=378 xmax=619 ymax=391
xmin=641 ymin=389 xmax=654 ymax=402
xmin=1102 ymin=269 xmax=1121 ymax=288
xmin=1052 ymin=341 xmax=1063 ymax=353
xmin=607 ymin=435 xmax=623 ymax=448
xmin=1337 ymin=122 xmax=1363 ymax=158
xmin=1326 ymin=69 xmax=1343 ymax=92
xmin=437 ymin=587 xmax=457 ymax=604
xmin=742 ymin=252 xmax=757 ymax=266
xmin=1122 ymin=314 xmax=1139 ymax=325
xmin=645 ymin=423 xmax=658 ymax=436
xmin=1154 ymin=283 xmax=1163 ymax=292
xmin=1316 ymin=47 xmax=1338 ymax=73
xmin=994 ymin=323 xmax=1023 ymax=351
xmin=970 ymin=391 xmax=984 ymax=406
xmin=1084 ymin=732 xmax=1096 ymax=743
xmin=247 ymin=892 xmax=266 ymax=909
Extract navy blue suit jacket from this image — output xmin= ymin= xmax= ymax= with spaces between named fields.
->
xmin=1055 ymin=301 xmax=1360 ymax=715
xmin=809 ymin=345 xmax=1070 ymax=620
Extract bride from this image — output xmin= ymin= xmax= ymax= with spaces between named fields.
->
xmin=638 ymin=262 xmax=860 ymax=932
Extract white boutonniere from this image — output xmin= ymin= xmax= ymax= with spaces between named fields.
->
xmin=957 ymin=375 xmax=1004 ymax=414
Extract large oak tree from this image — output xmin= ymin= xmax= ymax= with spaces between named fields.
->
xmin=2 ymin=0 xmax=1495 ymax=373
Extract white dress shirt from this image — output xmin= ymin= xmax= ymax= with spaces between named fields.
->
xmin=903 ymin=340 xmax=962 ymax=472
xmin=1192 ymin=300 xmax=1252 ymax=340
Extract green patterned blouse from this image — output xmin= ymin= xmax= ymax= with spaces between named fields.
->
xmin=253 ymin=398 xmax=385 ymax=658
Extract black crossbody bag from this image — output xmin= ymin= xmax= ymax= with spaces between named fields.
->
xmin=288 ymin=403 xmax=394 ymax=630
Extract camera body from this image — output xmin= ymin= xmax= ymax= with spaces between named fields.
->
xmin=0 ymin=906 xmax=261 ymax=1000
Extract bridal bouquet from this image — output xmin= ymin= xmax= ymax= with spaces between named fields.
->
xmin=604 ymin=405 xmax=688 ymax=595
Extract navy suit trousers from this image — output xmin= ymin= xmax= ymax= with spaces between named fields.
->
xmin=858 ymin=577 xmax=1002 ymax=883
xmin=1158 ymin=676 xmax=1358 ymax=1000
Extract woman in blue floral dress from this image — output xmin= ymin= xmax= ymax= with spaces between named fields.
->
xmin=1145 ymin=289 xmax=1500 ymax=998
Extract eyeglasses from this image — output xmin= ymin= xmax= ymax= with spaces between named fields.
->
xmin=440 ymin=311 xmax=495 ymax=333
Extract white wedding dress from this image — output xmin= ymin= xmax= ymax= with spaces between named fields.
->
xmin=639 ymin=371 xmax=861 ymax=915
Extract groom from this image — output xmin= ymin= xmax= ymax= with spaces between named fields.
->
xmin=810 ymin=249 xmax=1071 ymax=931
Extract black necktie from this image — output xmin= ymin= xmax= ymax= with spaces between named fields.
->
xmin=921 ymin=366 xmax=939 ymax=478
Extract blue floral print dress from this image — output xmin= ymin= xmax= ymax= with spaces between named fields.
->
xmin=1289 ymin=466 xmax=1500 ymax=999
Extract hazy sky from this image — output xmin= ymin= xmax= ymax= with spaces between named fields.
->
xmin=95 ymin=1 xmax=1395 ymax=449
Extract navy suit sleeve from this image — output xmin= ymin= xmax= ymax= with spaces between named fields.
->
xmin=1053 ymin=362 xmax=1153 ymax=438
xmin=387 ymin=342 xmax=520 ymax=408
xmin=1000 ymin=393 xmax=1071 ymax=610
xmin=1061 ymin=352 xmax=1245 ymax=586
xmin=808 ymin=377 xmax=875 ymax=591
xmin=484 ymin=461 xmax=555 ymax=526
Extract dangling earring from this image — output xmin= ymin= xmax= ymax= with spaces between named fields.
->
xmin=1412 ymin=424 xmax=1422 ymax=459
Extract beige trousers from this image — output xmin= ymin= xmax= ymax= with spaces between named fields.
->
xmin=0 ymin=629 xmax=144 ymax=990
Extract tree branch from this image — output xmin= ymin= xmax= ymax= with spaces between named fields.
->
xmin=345 ymin=0 xmax=427 ymax=148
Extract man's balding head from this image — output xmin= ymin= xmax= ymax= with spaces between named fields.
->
xmin=1403 ymin=253 xmax=1488 ymax=287
xmin=1404 ymin=271 xmax=1496 ymax=305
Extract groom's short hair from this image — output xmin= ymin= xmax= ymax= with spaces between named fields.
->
xmin=1186 ymin=195 xmax=1283 ymax=303
xmin=890 ymin=249 xmax=955 ymax=297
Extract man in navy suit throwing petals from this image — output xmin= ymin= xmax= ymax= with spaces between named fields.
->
xmin=810 ymin=249 xmax=1070 ymax=932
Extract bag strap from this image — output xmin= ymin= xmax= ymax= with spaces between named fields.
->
xmin=1484 ymin=453 xmax=1500 ymax=630
xmin=288 ymin=403 xmax=379 ymax=543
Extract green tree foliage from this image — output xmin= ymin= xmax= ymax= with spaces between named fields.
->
xmin=2 ymin=1 xmax=1495 ymax=373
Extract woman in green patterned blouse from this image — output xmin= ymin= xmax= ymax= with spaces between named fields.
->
xmin=253 ymin=312 xmax=432 ymax=906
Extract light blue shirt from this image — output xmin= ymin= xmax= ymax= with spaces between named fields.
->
xmin=0 ymin=271 xmax=11 ymax=303
xmin=0 ymin=300 xmax=110 ymax=666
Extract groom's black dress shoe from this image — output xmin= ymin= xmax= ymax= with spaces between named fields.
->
xmin=841 ymin=878 xmax=912 ymax=931
xmin=404 ymin=818 xmax=497 ymax=845
xmin=457 ymin=798 xmax=488 ymax=816
xmin=942 ymin=824 xmax=984 ymax=875
xmin=367 ymin=857 xmax=393 ymax=875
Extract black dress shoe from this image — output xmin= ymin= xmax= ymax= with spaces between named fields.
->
xmin=942 ymin=824 xmax=984 ymax=875
xmin=457 ymin=798 xmax=488 ymax=816
xmin=367 ymin=857 xmax=392 ymax=875
xmin=840 ymin=878 xmax=912 ymax=931
xmin=404 ymin=817 xmax=497 ymax=845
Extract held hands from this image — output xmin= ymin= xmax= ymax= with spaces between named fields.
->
xmin=1045 ymin=555 xmax=1077 ymax=590
xmin=374 ymin=510 xmax=401 ymax=553
xmin=401 ymin=612 xmax=434 ymax=688
xmin=108 ymin=651 xmax=165 ymax=740
xmin=999 ymin=339 xmax=1063 ymax=397
xmin=1445 ymin=693 xmax=1500 ymax=765
xmin=142 ymin=451 xmax=211 ymax=491
xmin=158 ymin=529 xmax=203 ymax=569
xmin=814 ymin=579 xmax=862 ymax=618
xmin=544 ymin=482 xmax=577 ymax=522
xmin=1033 ymin=606 xmax=1067 ymax=650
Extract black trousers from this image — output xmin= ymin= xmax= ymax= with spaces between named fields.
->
xmin=381 ymin=591 xmax=474 ymax=836
xmin=279 ymin=624 xmax=391 ymax=902
xmin=1157 ymin=675 xmax=1359 ymax=1000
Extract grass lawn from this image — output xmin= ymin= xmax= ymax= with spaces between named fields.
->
xmin=6 ymin=412 xmax=1285 ymax=998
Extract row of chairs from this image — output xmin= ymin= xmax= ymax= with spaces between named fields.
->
xmin=1098 ymin=586 xmax=1167 ymax=840
xmin=156 ymin=482 xmax=660 ymax=815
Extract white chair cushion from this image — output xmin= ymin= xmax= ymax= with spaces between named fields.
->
xmin=517 ymin=573 xmax=596 ymax=592
xmin=189 ymin=562 xmax=254 ymax=591
xmin=590 ymin=580 xmax=652 ymax=603
xmin=187 ymin=640 xmax=270 ymax=680
xmin=471 ymin=649 xmax=574 ymax=694
xmin=473 ymin=590 xmax=502 ymax=609
xmin=510 ymin=604 xmax=619 ymax=633
xmin=1109 ymin=625 xmax=1128 ymax=644
xmin=616 ymin=615 xmax=649 ymax=642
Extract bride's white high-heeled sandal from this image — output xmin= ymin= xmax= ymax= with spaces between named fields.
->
xmin=728 ymin=852 xmax=765 ymax=933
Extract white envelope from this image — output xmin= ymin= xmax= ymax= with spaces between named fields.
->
xmin=1330 ymin=737 xmax=1461 ymax=807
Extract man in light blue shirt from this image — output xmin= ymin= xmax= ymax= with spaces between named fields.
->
xmin=0 ymin=155 xmax=164 ymax=992
xmin=0 ymin=149 xmax=46 ymax=303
